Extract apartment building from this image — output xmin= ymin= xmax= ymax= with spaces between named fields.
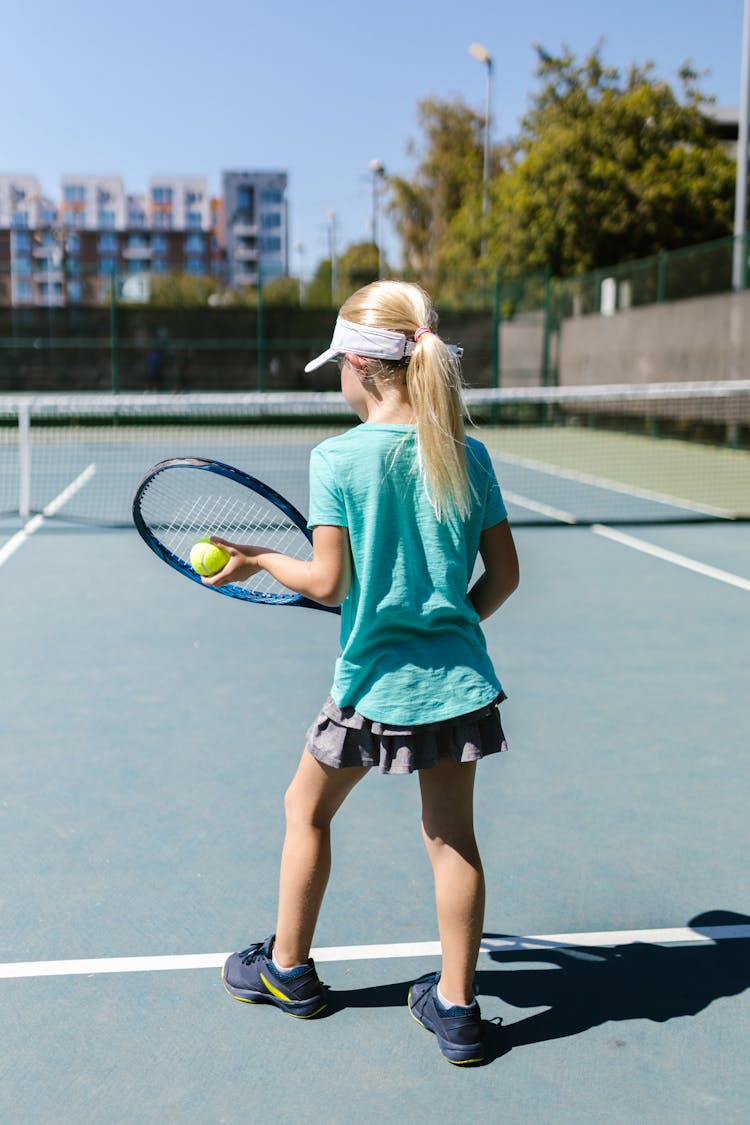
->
xmin=0 ymin=170 xmax=288 ymax=306
xmin=223 ymin=170 xmax=288 ymax=287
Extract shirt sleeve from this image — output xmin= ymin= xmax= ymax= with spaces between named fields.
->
xmin=471 ymin=440 xmax=507 ymax=529
xmin=308 ymin=444 xmax=348 ymax=529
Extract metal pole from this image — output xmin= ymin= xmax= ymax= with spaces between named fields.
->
xmin=109 ymin=267 xmax=119 ymax=394
xmin=257 ymin=262 xmax=265 ymax=392
xmin=733 ymin=0 xmax=750 ymax=289
xmin=469 ymin=44 xmax=493 ymax=259
xmin=326 ymin=210 xmax=338 ymax=305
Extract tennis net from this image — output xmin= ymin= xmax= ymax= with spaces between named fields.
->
xmin=1 ymin=382 xmax=748 ymax=528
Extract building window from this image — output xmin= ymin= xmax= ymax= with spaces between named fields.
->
xmin=237 ymin=186 xmax=255 ymax=219
xmin=13 ymin=256 xmax=33 ymax=274
xmin=151 ymin=235 xmax=168 ymax=255
xmin=186 ymin=257 xmax=205 ymax=275
xmin=99 ymin=210 xmax=116 ymax=229
xmin=12 ymin=232 xmax=32 ymax=252
xmin=16 ymin=281 xmax=33 ymax=301
xmin=186 ymin=211 xmax=202 ymax=229
xmin=152 ymin=259 xmax=168 ymax=274
xmin=66 ymin=234 xmax=81 ymax=254
xmin=64 ymin=185 xmax=85 ymax=203
xmin=153 ymin=212 xmax=173 ymax=229
xmin=261 ymin=190 xmax=283 ymax=204
xmin=67 ymin=280 xmax=83 ymax=303
xmin=260 ymin=236 xmax=282 ymax=253
xmin=99 ymin=255 xmax=118 ymax=274
xmin=152 ymin=187 xmax=173 ymax=205
xmin=261 ymin=212 xmax=282 ymax=229
xmin=98 ymin=233 xmax=118 ymax=253
xmin=129 ymin=210 xmax=146 ymax=228
xmin=185 ymin=233 xmax=206 ymax=253
xmin=12 ymin=212 xmax=29 ymax=228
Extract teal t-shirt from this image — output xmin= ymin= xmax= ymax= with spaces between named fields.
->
xmin=307 ymin=424 xmax=507 ymax=725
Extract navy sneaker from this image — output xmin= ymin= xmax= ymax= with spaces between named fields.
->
xmin=408 ymin=971 xmax=484 ymax=1065
xmin=222 ymin=935 xmax=327 ymax=1019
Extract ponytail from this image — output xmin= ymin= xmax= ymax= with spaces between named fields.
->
xmin=339 ymin=281 xmax=471 ymax=521
xmin=406 ymin=330 xmax=470 ymax=520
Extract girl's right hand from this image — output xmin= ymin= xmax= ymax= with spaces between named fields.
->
xmin=200 ymin=536 xmax=263 ymax=587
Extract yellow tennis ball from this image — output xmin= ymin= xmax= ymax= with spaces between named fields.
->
xmin=190 ymin=538 xmax=230 ymax=576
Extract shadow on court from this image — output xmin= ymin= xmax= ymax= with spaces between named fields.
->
xmin=323 ymin=911 xmax=750 ymax=1066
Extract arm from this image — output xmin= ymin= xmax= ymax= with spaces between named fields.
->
xmin=468 ymin=519 xmax=519 ymax=622
xmin=202 ymin=524 xmax=352 ymax=608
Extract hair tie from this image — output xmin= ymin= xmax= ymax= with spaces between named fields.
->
xmin=414 ymin=327 xmax=432 ymax=342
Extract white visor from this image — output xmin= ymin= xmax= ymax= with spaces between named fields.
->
xmin=304 ymin=317 xmax=463 ymax=373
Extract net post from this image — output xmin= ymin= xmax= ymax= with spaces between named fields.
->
xmin=18 ymin=402 xmax=31 ymax=519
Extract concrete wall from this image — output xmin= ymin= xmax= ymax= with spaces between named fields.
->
xmin=559 ymin=289 xmax=750 ymax=386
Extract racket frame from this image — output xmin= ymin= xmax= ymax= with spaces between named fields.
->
xmin=132 ymin=456 xmax=340 ymax=614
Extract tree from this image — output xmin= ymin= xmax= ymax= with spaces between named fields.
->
xmin=149 ymin=273 xmax=219 ymax=307
xmin=304 ymin=242 xmax=380 ymax=307
xmin=484 ymin=45 xmax=736 ymax=276
xmin=386 ymin=98 xmax=490 ymax=277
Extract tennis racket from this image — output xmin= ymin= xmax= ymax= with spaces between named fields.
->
xmin=132 ymin=456 xmax=339 ymax=614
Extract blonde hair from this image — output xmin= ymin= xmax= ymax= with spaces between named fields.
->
xmin=339 ymin=281 xmax=470 ymax=520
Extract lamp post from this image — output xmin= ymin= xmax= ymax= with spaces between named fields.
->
xmin=293 ymin=240 xmax=305 ymax=305
xmin=325 ymin=210 xmax=338 ymax=305
xmin=368 ymin=159 xmax=385 ymax=278
xmin=469 ymin=42 xmax=493 ymax=257
xmin=733 ymin=0 xmax=750 ymax=289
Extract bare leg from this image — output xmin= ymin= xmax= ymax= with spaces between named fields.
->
xmin=273 ymin=749 xmax=369 ymax=968
xmin=419 ymin=759 xmax=484 ymax=1006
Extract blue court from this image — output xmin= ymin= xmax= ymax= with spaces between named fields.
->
xmin=1 ymin=498 xmax=748 ymax=1122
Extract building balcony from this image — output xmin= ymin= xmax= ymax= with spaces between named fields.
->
xmin=122 ymin=245 xmax=153 ymax=259
xmin=232 ymin=221 xmax=258 ymax=237
xmin=234 ymin=246 xmax=258 ymax=262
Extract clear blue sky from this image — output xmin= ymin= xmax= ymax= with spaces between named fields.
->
xmin=2 ymin=0 xmax=745 ymax=275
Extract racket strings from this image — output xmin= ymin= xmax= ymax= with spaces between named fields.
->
xmin=139 ymin=470 xmax=312 ymax=597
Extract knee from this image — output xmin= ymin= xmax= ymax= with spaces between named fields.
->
xmin=421 ymin=820 xmax=481 ymax=865
xmin=284 ymin=783 xmax=329 ymax=832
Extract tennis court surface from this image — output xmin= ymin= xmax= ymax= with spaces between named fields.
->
xmin=1 ymin=387 xmax=748 ymax=1122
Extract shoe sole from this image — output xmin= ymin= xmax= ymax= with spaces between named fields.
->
xmin=222 ymin=966 xmax=327 ymax=1019
xmin=408 ymin=986 xmax=484 ymax=1066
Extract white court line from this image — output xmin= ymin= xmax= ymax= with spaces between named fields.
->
xmin=503 ymin=490 xmax=578 ymax=524
xmin=505 ymin=489 xmax=750 ymax=592
xmin=1 ymin=926 xmax=748 ymax=981
xmin=591 ymin=524 xmax=750 ymax=592
xmin=0 ymin=464 xmax=96 ymax=567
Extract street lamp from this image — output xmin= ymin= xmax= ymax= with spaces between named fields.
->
xmin=469 ymin=42 xmax=493 ymax=257
xmin=325 ymin=210 xmax=338 ymax=305
xmin=733 ymin=0 xmax=750 ymax=289
xmin=368 ymin=159 xmax=385 ymax=278
xmin=293 ymin=239 xmax=305 ymax=304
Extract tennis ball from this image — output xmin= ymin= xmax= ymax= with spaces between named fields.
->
xmin=190 ymin=537 xmax=230 ymax=576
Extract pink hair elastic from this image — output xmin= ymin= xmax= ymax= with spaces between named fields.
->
xmin=414 ymin=327 xmax=432 ymax=341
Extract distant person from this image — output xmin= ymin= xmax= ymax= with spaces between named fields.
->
xmin=207 ymin=280 xmax=519 ymax=1065
xmin=145 ymin=349 xmax=163 ymax=392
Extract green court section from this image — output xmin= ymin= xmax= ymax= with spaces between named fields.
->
xmin=482 ymin=426 xmax=750 ymax=518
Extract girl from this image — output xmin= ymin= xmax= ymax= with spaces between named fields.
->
xmin=207 ymin=280 xmax=519 ymax=1065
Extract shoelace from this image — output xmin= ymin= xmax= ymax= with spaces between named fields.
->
xmin=239 ymin=942 xmax=266 ymax=965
